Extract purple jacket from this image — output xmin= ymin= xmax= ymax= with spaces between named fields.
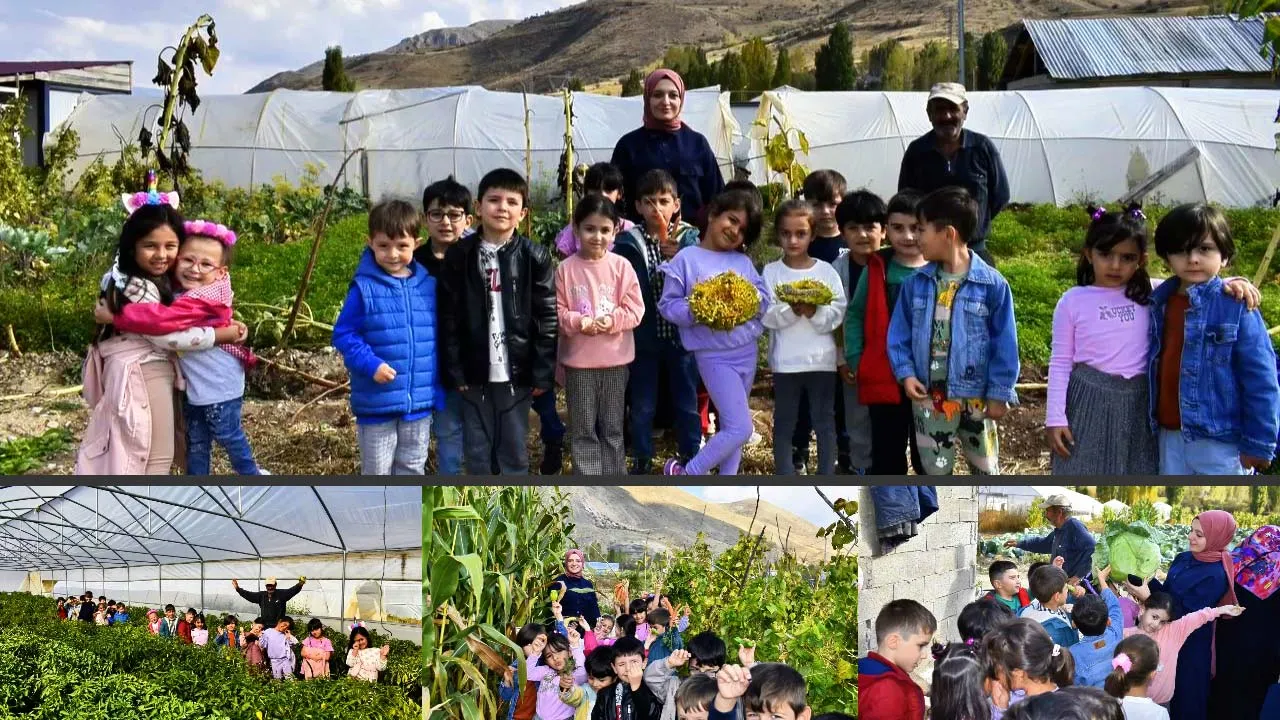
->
xmin=657 ymin=246 xmax=768 ymax=354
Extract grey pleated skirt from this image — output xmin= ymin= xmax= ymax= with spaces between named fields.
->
xmin=1050 ymin=363 xmax=1158 ymax=476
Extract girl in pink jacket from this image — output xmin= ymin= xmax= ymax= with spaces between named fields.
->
xmin=76 ymin=178 xmax=243 ymax=475
xmin=1122 ymin=590 xmax=1244 ymax=705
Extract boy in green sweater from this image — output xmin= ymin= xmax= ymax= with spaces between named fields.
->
xmin=845 ymin=191 xmax=928 ymax=474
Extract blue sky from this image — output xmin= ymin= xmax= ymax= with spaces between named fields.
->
xmin=684 ymin=486 xmax=856 ymax=528
xmin=2 ymin=1 xmax=581 ymax=95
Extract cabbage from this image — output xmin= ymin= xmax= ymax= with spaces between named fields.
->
xmin=1095 ymin=521 xmax=1162 ymax=581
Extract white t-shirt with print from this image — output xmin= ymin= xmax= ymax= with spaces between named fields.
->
xmin=478 ymin=241 xmax=510 ymax=383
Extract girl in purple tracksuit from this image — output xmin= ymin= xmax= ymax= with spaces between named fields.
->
xmin=658 ymin=189 xmax=768 ymax=476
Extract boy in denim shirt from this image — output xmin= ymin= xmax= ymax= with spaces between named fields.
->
xmin=1149 ymin=203 xmax=1279 ymax=474
xmin=1068 ymin=566 xmax=1124 ymax=687
xmin=887 ymin=186 xmax=1019 ymax=475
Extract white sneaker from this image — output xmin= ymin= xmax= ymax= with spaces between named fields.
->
xmin=259 ymin=468 xmax=271 ymax=475
xmin=745 ymin=432 xmax=763 ymax=448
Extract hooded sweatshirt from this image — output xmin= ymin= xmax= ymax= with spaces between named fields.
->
xmin=857 ymin=651 xmax=926 ymax=720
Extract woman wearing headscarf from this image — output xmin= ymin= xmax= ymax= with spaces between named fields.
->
xmin=549 ymin=549 xmax=601 ymax=626
xmin=610 ymin=69 xmax=725 ymax=228
xmin=1210 ymin=525 xmax=1280 ymax=719
xmin=1124 ymin=510 xmax=1240 ymax=720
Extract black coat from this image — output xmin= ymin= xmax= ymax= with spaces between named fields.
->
xmin=438 ymin=234 xmax=557 ymax=391
xmin=235 ymin=582 xmax=303 ymax=627
xmin=78 ymin=601 xmax=95 ymax=622
xmin=591 ymin=681 xmax=661 ymax=720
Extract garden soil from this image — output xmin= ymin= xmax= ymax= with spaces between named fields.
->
xmin=0 ymin=350 xmax=1053 ymax=475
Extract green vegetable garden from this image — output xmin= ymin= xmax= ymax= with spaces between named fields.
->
xmin=424 ymin=486 xmax=857 ymax=719
xmin=0 ymin=593 xmax=420 ymax=720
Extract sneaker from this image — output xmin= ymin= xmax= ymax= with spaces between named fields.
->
xmin=258 ymin=469 xmax=271 ymax=475
xmin=540 ymin=442 xmax=564 ymax=475
xmin=745 ymin=431 xmax=763 ymax=447
xmin=853 ymin=467 xmax=867 ymax=476
xmin=663 ymin=458 xmax=686 ymax=476
xmin=794 ymin=463 xmax=807 ymax=475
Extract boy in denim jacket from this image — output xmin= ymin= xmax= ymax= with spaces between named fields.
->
xmin=1149 ymin=203 xmax=1279 ymax=474
xmin=887 ymin=186 xmax=1019 ymax=475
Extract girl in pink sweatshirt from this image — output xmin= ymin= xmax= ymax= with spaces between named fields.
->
xmin=527 ymin=632 xmax=587 ymax=720
xmin=555 ymin=194 xmax=645 ymax=475
xmin=1121 ymin=591 xmax=1243 ymax=705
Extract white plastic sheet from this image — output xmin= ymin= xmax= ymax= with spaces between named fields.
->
xmin=0 ymin=486 xmax=421 ymax=627
xmin=754 ymin=87 xmax=1280 ymax=207
xmin=52 ymin=87 xmax=743 ymax=202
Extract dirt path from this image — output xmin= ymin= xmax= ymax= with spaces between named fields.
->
xmin=0 ymin=351 xmax=1053 ymax=475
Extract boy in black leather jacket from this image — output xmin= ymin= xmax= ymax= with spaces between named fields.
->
xmin=439 ymin=168 xmax=557 ymax=475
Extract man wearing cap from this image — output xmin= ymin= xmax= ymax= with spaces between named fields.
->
xmin=1004 ymin=493 xmax=1096 ymax=584
xmin=232 ymin=576 xmax=305 ymax=628
xmin=898 ymin=82 xmax=1010 ymax=266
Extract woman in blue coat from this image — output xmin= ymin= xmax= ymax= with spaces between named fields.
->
xmin=1126 ymin=510 xmax=1239 ymax=720
xmin=550 ymin=548 xmax=601 ymax=626
xmin=610 ymin=69 xmax=725 ymax=228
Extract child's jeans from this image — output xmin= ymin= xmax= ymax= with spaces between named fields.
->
xmin=433 ymin=389 xmax=465 ymax=475
xmin=356 ymin=416 xmax=432 ymax=475
xmin=629 ymin=342 xmax=702 ymax=467
xmin=459 ymin=383 xmax=532 ymax=475
xmin=1158 ymin=429 xmax=1249 ymax=475
xmin=185 ymin=397 xmax=261 ymax=475
xmin=532 ymin=389 xmax=566 ymax=446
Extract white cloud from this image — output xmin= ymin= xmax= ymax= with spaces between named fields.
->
xmin=417 ymin=11 xmax=447 ymax=32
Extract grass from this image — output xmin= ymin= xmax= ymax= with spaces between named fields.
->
xmin=5 ymin=205 xmax=1280 ymax=374
xmin=978 ymin=508 xmax=1034 ymax=534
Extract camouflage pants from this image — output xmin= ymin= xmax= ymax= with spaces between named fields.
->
xmin=912 ymin=393 xmax=1000 ymax=475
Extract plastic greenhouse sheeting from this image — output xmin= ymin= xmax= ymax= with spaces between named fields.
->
xmin=51 ymin=87 xmax=742 ymax=201
xmin=0 ymin=486 xmax=421 ymax=633
xmin=753 ymin=87 xmax=1280 ymax=208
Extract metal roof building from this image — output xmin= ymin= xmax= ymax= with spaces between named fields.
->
xmin=1002 ymin=15 xmax=1278 ymax=90
xmin=0 ymin=60 xmax=132 ymax=166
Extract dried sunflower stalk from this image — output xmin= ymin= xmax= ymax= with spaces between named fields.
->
xmin=689 ymin=271 xmax=761 ymax=331
xmin=774 ymin=279 xmax=835 ymax=306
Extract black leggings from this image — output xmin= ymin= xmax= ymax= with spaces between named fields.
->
xmin=868 ymin=397 xmax=925 ymax=475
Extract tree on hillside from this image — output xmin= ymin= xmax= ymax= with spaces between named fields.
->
xmin=663 ymin=46 xmax=714 ymax=89
xmin=790 ymin=68 xmax=817 ymax=91
xmin=1166 ymin=486 xmax=1186 ymax=507
xmin=963 ymin=32 xmax=978 ymax=90
xmin=1251 ymin=485 xmax=1267 ymax=514
xmin=977 ymin=31 xmax=1008 ymax=90
xmin=772 ymin=47 xmax=793 ymax=88
xmin=621 ymin=69 xmax=644 ymax=96
xmin=911 ymin=41 xmax=957 ymax=91
xmin=814 ymin=22 xmax=856 ymax=91
xmin=322 ymin=46 xmax=356 ymax=92
xmin=1268 ymin=485 xmax=1280 ymax=512
xmin=567 ymin=78 xmax=585 ymax=92
xmin=717 ymin=51 xmax=748 ymax=97
xmin=867 ymin=39 xmax=915 ymax=91
xmin=741 ymin=37 xmax=774 ymax=92
xmin=1097 ymin=486 xmax=1117 ymax=503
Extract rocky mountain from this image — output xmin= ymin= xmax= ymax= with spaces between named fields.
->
xmin=248 ymin=0 xmax=1202 ymax=93
xmin=558 ymin=486 xmax=838 ymax=563
xmin=384 ymin=20 xmax=518 ymax=53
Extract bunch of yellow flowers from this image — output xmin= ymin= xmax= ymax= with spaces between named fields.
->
xmin=774 ymin=279 xmax=835 ymax=306
xmin=689 ymin=272 xmax=761 ymax=331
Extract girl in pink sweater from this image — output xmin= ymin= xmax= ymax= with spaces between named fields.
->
xmin=1121 ymin=591 xmax=1243 ymax=705
xmin=1046 ymin=205 xmax=1258 ymax=475
xmin=555 ymin=194 xmax=645 ymax=475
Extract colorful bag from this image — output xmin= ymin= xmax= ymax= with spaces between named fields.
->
xmin=1231 ymin=524 xmax=1280 ymax=600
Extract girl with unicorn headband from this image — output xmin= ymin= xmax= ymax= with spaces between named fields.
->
xmin=78 ymin=171 xmax=261 ymax=474
xmin=346 ymin=621 xmax=391 ymax=682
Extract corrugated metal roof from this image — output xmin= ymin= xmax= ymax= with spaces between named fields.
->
xmin=1024 ymin=16 xmax=1275 ymax=80
xmin=0 ymin=61 xmax=130 ymax=76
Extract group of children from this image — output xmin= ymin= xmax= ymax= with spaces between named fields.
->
xmin=860 ymin=558 xmax=1251 ymax=720
xmin=55 ymin=594 xmax=389 ymax=683
xmin=499 ymin=592 xmax=848 ymax=720
xmin=81 ymin=159 xmax=1280 ymax=475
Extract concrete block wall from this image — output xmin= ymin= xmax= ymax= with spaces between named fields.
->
xmin=858 ymin=485 xmax=980 ymax=677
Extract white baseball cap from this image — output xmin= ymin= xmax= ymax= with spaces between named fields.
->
xmin=1044 ymin=493 xmax=1072 ymax=509
xmin=928 ymin=82 xmax=968 ymax=106
xmin=265 ymin=576 xmax=277 ymax=585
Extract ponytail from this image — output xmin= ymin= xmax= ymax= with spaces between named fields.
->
xmin=1103 ymin=635 xmax=1159 ymax=699
xmin=1049 ymin=643 xmax=1076 ymax=688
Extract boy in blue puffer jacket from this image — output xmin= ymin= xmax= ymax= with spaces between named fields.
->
xmin=333 ymin=199 xmax=443 ymax=475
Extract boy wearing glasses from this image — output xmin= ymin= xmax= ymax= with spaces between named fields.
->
xmin=98 ymin=219 xmax=264 ymax=475
xmin=415 ymin=177 xmax=473 ymax=475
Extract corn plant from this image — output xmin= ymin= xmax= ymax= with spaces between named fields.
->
xmin=424 ymin=486 xmax=578 ymax=720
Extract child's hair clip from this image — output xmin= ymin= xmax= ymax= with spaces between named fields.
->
xmin=184 ymin=219 xmax=238 ymax=246
xmin=349 ymin=621 xmax=366 ymax=631
xmin=122 ymin=170 xmax=179 ymax=215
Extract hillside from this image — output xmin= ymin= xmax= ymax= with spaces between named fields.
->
xmin=249 ymin=0 xmax=1204 ymax=93
xmin=558 ymin=486 xmax=836 ymax=563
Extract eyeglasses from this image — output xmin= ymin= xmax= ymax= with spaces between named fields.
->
xmin=427 ymin=210 xmax=467 ymax=223
xmin=177 ymin=257 xmax=221 ymax=274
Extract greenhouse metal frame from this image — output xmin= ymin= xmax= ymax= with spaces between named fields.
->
xmin=0 ymin=485 xmax=421 ymax=632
